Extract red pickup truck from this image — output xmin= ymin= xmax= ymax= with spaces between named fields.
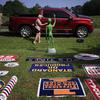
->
xmin=9 ymin=8 xmax=94 ymax=37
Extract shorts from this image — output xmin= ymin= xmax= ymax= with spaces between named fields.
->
xmin=34 ymin=28 xmax=40 ymax=33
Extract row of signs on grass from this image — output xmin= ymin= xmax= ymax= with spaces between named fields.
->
xmin=0 ymin=53 xmax=99 ymax=62
xmin=0 ymin=55 xmax=100 ymax=99
xmin=26 ymin=53 xmax=100 ymax=62
xmin=0 ymin=55 xmax=19 ymax=77
xmin=30 ymin=64 xmax=100 ymax=78
xmin=29 ymin=63 xmax=100 ymax=99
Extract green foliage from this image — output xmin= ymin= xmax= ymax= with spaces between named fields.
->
xmin=91 ymin=16 xmax=100 ymax=28
xmin=2 ymin=0 xmax=41 ymax=16
xmin=71 ymin=5 xmax=83 ymax=14
xmin=3 ymin=0 xmax=29 ymax=16
xmin=29 ymin=7 xmax=39 ymax=14
xmin=29 ymin=4 xmax=41 ymax=14
xmin=0 ymin=4 xmax=3 ymax=12
xmin=83 ymin=0 xmax=100 ymax=15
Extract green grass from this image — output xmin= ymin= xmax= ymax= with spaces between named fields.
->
xmin=91 ymin=16 xmax=100 ymax=28
xmin=0 ymin=30 xmax=100 ymax=100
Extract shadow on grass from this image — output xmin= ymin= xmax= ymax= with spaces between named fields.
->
xmin=0 ymin=31 xmax=20 ymax=37
xmin=71 ymin=44 xmax=100 ymax=55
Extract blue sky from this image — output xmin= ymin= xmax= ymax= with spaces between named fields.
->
xmin=0 ymin=0 xmax=90 ymax=8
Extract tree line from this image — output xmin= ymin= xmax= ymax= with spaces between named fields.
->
xmin=0 ymin=0 xmax=100 ymax=16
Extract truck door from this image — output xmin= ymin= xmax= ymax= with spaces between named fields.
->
xmin=43 ymin=10 xmax=72 ymax=33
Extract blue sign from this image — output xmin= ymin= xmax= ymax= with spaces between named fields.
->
xmin=29 ymin=64 xmax=73 ymax=72
xmin=26 ymin=57 xmax=75 ymax=62
xmin=37 ymin=77 xmax=86 ymax=97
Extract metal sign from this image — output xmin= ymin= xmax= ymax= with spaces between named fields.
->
xmin=0 ymin=55 xmax=17 ymax=62
xmin=30 ymin=64 xmax=73 ymax=72
xmin=85 ymin=79 xmax=100 ymax=100
xmin=83 ymin=64 xmax=100 ymax=78
xmin=37 ymin=77 xmax=86 ymax=97
xmin=74 ymin=53 xmax=100 ymax=60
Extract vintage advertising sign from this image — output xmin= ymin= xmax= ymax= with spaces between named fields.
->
xmin=0 ymin=55 xmax=17 ymax=62
xmin=37 ymin=77 xmax=86 ymax=97
xmin=29 ymin=64 xmax=73 ymax=72
xmin=0 ymin=80 xmax=5 ymax=91
xmin=74 ymin=53 xmax=100 ymax=60
xmin=0 ymin=71 xmax=9 ymax=76
xmin=26 ymin=57 xmax=75 ymax=62
xmin=4 ymin=62 xmax=19 ymax=67
xmin=85 ymin=79 xmax=100 ymax=100
xmin=83 ymin=64 xmax=100 ymax=78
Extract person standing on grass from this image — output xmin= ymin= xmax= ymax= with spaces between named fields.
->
xmin=32 ymin=14 xmax=47 ymax=44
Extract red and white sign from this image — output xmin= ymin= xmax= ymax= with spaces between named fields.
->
xmin=83 ymin=64 xmax=100 ymax=78
xmin=85 ymin=79 xmax=100 ymax=100
xmin=0 ymin=55 xmax=17 ymax=62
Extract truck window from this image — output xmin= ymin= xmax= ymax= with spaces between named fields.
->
xmin=43 ymin=11 xmax=54 ymax=18
xmin=43 ymin=10 xmax=69 ymax=18
xmin=55 ymin=11 xmax=69 ymax=18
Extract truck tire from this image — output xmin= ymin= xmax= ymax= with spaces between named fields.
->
xmin=19 ymin=26 xmax=32 ymax=37
xmin=76 ymin=26 xmax=88 ymax=38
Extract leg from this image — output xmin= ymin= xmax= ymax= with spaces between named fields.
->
xmin=34 ymin=32 xmax=39 ymax=44
xmin=51 ymin=36 xmax=54 ymax=47
xmin=38 ymin=32 xmax=41 ymax=43
xmin=50 ymin=35 xmax=54 ymax=47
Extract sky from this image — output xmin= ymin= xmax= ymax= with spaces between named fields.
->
xmin=0 ymin=0 xmax=90 ymax=8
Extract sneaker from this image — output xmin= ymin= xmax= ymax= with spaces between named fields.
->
xmin=38 ymin=41 xmax=41 ymax=43
xmin=33 ymin=41 xmax=36 ymax=45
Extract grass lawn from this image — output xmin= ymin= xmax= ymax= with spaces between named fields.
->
xmin=0 ymin=29 xmax=100 ymax=100
xmin=92 ymin=16 xmax=100 ymax=28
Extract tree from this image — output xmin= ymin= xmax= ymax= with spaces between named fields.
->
xmin=44 ymin=5 xmax=51 ymax=8
xmin=3 ymin=0 xmax=29 ymax=16
xmin=0 ymin=4 xmax=3 ymax=12
xmin=29 ymin=4 xmax=41 ymax=14
xmin=82 ymin=0 xmax=100 ymax=15
xmin=71 ymin=5 xmax=82 ymax=14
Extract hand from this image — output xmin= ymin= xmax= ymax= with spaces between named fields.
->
xmin=44 ymin=23 xmax=48 ymax=25
xmin=54 ymin=14 xmax=56 ymax=18
xmin=32 ymin=23 xmax=34 ymax=26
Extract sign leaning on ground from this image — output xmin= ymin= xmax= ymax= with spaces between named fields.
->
xmin=74 ymin=53 xmax=100 ymax=60
xmin=30 ymin=64 xmax=73 ymax=72
xmin=83 ymin=64 xmax=100 ymax=78
xmin=4 ymin=62 xmax=19 ymax=68
xmin=26 ymin=57 xmax=76 ymax=62
xmin=0 ymin=80 xmax=5 ymax=91
xmin=0 ymin=55 xmax=17 ymax=62
xmin=85 ymin=79 xmax=100 ymax=100
xmin=37 ymin=77 xmax=86 ymax=97
xmin=0 ymin=71 xmax=9 ymax=76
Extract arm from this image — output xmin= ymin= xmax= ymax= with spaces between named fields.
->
xmin=52 ymin=15 xmax=56 ymax=27
xmin=37 ymin=19 xmax=47 ymax=26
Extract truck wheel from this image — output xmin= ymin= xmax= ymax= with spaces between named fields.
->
xmin=76 ymin=26 xmax=88 ymax=38
xmin=20 ymin=26 xmax=32 ymax=37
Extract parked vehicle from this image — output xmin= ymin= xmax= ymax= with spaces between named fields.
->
xmin=9 ymin=8 xmax=94 ymax=37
